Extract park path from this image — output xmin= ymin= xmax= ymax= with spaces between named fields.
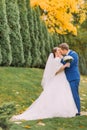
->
xmin=81 ymin=111 xmax=87 ymax=116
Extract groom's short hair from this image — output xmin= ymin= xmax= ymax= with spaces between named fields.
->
xmin=59 ymin=43 xmax=69 ymax=50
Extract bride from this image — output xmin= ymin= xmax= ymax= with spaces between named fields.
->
xmin=11 ymin=47 xmax=78 ymax=121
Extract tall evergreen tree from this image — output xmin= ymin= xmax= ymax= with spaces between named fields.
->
xmin=29 ymin=8 xmax=39 ymax=67
xmin=39 ymin=21 xmax=47 ymax=68
xmin=49 ymin=34 xmax=54 ymax=51
xmin=35 ymin=7 xmax=47 ymax=68
xmin=0 ymin=45 xmax=2 ymax=65
xmin=26 ymin=0 xmax=35 ymax=67
xmin=41 ymin=21 xmax=51 ymax=58
xmin=52 ymin=33 xmax=60 ymax=47
xmin=78 ymin=20 xmax=87 ymax=75
xmin=78 ymin=43 xmax=87 ymax=75
xmin=0 ymin=0 xmax=12 ymax=65
xmin=32 ymin=8 xmax=41 ymax=67
xmin=17 ymin=0 xmax=32 ymax=66
xmin=26 ymin=0 xmax=41 ymax=67
xmin=6 ymin=0 xmax=24 ymax=66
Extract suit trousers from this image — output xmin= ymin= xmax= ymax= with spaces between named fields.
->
xmin=69 ymin=80 xmax=80 ymax=113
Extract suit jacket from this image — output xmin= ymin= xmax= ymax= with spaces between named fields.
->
xmin=62 ymin=50 xmax=80 ymax=82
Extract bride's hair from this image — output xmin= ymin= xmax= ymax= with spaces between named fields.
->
xmin=52 ymin=47 xmax=58 ymax=58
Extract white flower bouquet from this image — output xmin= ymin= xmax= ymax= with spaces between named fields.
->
xmin=63 ymin=55 xmax=73 ymax=63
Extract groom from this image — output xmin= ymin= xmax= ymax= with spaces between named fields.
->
xmin=59 ymin=43 xmax=80 ymax=116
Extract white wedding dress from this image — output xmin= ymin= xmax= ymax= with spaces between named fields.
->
xmin=11 ymin=54 xmax=78 ymax=121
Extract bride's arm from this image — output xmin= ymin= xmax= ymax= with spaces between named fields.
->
xmin=55 ymin=63 xmax=70 ymax=75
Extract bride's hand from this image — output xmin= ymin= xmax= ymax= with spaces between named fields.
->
xmin=55 ymin=71 xmax=58 ymax=75
xmin=55 ymin=63 xmax=70 ymax=76
xmin=64 ymin=63 xmax=70 ymax=68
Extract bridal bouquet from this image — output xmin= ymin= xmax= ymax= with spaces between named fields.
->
xmin=63 ymin=55 xmax=73 ymax=63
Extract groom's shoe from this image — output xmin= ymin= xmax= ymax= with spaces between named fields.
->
xmin=76 ymin=113 xmax=80 ymax=116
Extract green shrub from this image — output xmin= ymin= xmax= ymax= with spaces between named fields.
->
xmin=0 ymin=102 xmax=16 ymax=130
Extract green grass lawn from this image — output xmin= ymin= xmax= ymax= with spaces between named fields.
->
xmin=0 ymin=67 xmax=87 ymax=130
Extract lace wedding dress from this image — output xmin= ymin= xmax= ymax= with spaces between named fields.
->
xmin=11 ymin=54 xmax=78 ymax=121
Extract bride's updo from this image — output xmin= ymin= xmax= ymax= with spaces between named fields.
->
xmin=52 ymin=47 xmax=59 ymax=58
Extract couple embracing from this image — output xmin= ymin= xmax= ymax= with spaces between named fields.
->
xmin=11 ymin=43 xmax=80 ymax=121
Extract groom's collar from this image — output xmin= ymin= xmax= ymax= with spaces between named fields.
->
xmin=66 ymin=49 xmax=71 ymax=55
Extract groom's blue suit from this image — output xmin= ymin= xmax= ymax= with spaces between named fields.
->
xmin=62 ymin=50 xmax=80 ymax=114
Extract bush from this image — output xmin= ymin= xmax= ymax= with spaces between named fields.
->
xmin=0 ymin=102 xmax=16 ymax=130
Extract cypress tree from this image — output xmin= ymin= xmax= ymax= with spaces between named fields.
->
xmin=0 ymin=0 xmax=12 ymax=65
xmin=49 ymin=34 xmax=54 ymax=51
xmin=32 ymin=8 xmax=41 ymax=67
xmin=52 ymin=33 xmax=60 ymax=47
xmin=59 ymin=34 xmax=65 ymax=43
xmin=26 ymin=0 xmax=35 ymax=67
xmin=6 ymin=0 xmax=24 ymax=66
xmin=26 ymin=0 xmax=41 ymax=67
xmin=35 ymin=7 xmax=47 ymax=68
xmin=79 ymin=53 xmax=87 ymax=75
xmin=29 ymin=8 xmax=39 ymax=67
xmin=41 ymin=21 xmax=51 ymax=58
xmin=0 ymin=45 xmax=2 ymax=65
xmin=39 ymin=21 xmax=47 ymax=68
xmin=79 ymin=44 xmax=87 ymax=75
xmin=17 ymin=0 xmax=32 ymax=66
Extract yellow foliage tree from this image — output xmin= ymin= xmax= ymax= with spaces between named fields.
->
xmin=30 ymin=0 xmax=86 ymax=35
